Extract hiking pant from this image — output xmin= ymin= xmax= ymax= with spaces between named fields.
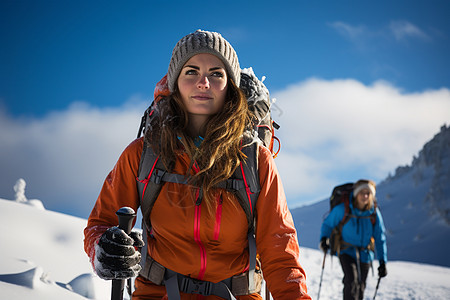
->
xmin=339 ymin=254 xmax=370 ymax=300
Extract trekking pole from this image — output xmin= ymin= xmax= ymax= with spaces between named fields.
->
xmin=111 ymin=207 xmax=136 ymax=300
xmin=317 ymin=251 xmax=327 ymax=300
xmin=372 ymin=276 xmax=381 ymax=300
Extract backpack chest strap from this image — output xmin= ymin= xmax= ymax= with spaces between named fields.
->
xmin=150 ymin=169 xmax=189 ymax=185
xmin=151 ymin=168 xmax=249 ymax=192
xmin=139 ymin=254 xmax=262 ymax=298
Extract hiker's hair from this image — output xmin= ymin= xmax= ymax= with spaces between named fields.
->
xmin=145 ymin=77 xmax=253 ymax=212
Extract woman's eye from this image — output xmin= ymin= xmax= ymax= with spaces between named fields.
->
xmin=211 ymin=71 xmax=224 ymax=78
xmin=185 ymin=69 xmax=198 ymax=75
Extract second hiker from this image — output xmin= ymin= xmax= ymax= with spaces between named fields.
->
xmin=319 ymin=179 xmax=388 ymax=300
xmin=84 ymin=29 xmax=311 ymax=299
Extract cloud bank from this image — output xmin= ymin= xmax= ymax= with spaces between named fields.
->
xmin=0 ymin=96 xmax=148 ymax=217
xmin=272 ymin=78 xmax=450 ymax=206
xmin=1 ymin=80 xmax=449 ymax=217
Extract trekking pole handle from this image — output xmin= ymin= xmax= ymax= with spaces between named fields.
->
xmin=116 ymin=207 xmax=136 ymax=234
xmin=111 ymin=207 xmax=136 ymax=300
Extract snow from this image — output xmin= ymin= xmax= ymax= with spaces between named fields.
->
xmin=300 ymin=250 xmax=450 ymax=299
xmin=0 ymin=197 xmax=449 ymax=299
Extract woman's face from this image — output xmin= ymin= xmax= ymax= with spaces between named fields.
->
xmin=177 ymin=53 xmax=228 ymax=120
xmin=355 ymin=188 xmax=372 ymax=210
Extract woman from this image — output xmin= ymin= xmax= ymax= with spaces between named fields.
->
xmin=319 ymin=179 xmax=387 ymax=300
xmin=84 ymin=30 xmax=310 ymax=300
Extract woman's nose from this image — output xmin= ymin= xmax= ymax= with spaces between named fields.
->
xmin=197 ymin=75 xmax=210 ymax=89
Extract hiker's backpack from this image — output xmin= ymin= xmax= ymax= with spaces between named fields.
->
xmin=135 ymin=68 xmax=279 ymax=296
xmin=328 ymin=183 xmax=377 ymax=256
xmin=240 ymin=68 xmax=280 ymax=157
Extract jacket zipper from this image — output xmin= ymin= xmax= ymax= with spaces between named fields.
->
xmin=214 ymin=195 xmax=223 ymax=240
xmin=194 ymin=198 xmax=207 ymax=280
xmin=192 ymin=162 xmax=207 ymax=280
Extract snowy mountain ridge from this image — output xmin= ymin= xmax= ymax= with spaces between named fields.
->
xmin=384 ymin=124 xmax=450 ymax=224
xmin=292 ymin=124 xmax=450 ymax=267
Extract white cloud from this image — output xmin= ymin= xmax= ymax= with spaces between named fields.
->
xmin=330 ymin=20 xmax=431 ymax=45
xmin=389 ymin=20 xmax=430 ymax=41
xmin=1 ymin=80 xmax=449 ymax=216
xmin=272 ymin=78 xmax=450 ymax=206
xmin=328 ymin=21 xmax=366 ymax=40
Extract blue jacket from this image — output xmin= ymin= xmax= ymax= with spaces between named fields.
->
xmin=320 ymin=194 xmax=388 ymax=264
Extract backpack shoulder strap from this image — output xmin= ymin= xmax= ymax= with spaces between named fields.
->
xmin=337 ymin=194 xmax=352 ymax=231
xmin=212 ymin=141 xmax=261 ymax=292
xmin=232 ymin=141 xmax=260 ymax=292
xmin=136 ymin=139 xmax=173 ymax=232
xmin=137 ymin=139 xmax=176 ymax=279
xmin=370 ymin=201 xmax=378 ymax=226
xmin=232 ymin=142 xmax=260 ymax=229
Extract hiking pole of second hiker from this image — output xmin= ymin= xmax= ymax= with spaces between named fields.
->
xmin=111 ymin=207 xmax=136 ymax=300
xmin=317 ymin=251 xmax=327 ymax=300
xmin=372 ymin=276 xmax=381 ymax=300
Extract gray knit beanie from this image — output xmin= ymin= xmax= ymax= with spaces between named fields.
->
xmin=167 ymin=30 xmax=241 ymax=92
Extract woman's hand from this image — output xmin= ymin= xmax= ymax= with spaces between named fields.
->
xmin=94 ymin=227 xmax=145 ymax=280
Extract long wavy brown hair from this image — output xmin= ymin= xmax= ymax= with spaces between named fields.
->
xmin=145 ymin=78 xmax=253 ymax=212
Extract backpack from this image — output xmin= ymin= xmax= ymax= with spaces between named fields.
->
xmin=135 ymin=68 xmax=279 ymax=297
xmin=240 ymin=68 xmax=280 ymax=157
xmin=328 ymin=183 xmax=377 ymax=256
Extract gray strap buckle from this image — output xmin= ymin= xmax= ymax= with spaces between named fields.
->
xmin=180 ymin=277 xmax=213 ymax=296
xmin=151 ymin=169 xmax=166 ymax=184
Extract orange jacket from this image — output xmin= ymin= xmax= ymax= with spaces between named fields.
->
xmin=84 ymin=137 xmax=311 ymax=300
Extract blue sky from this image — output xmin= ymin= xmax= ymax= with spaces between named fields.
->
xmin=1 ymin=0 xmax=449 ymax=218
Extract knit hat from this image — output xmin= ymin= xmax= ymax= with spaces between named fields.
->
xmin=353 ymin=179 xmax=376 ymax=197
xmin=167 ymin=30 xmax=241 ymax=92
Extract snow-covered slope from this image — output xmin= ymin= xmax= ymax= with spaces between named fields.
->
xmin=292 ymin=124 xmax=450 ymax=267
xmin=0 ymin=198 xmax=110 ymax=299
xmin=0 ymin=198 xmax=449 ymax=299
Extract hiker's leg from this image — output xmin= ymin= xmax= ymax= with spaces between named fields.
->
xmin=339 ymin=254 xmax=358 ymax=300
xmin=358 ymin=261 xmax=371 ymax=300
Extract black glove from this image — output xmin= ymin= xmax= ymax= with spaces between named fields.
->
xmin=378 ymin=261 xmax=387 ymax=278
xmin=95 ymin=227 xmax=145 ymax=280
xmin=319 ymin=237 xmax=330 ymax=253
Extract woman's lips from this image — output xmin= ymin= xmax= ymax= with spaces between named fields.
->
xmin=192 ymin=94 xmax=212 ymax=100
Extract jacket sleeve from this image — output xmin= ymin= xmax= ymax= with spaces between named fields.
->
xmin=255 ymin=146 xmax=311 ymax=300
xmin=83 ymin=138 xmax=143 ymax=269
xmin=320 ymin=204 xmax=345 ymax=240
xmin=373 ymin=207 xmax=388 ymax=263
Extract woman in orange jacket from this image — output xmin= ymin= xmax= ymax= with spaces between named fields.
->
xmin=84 ymin=30 xmax=311 ymax=300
